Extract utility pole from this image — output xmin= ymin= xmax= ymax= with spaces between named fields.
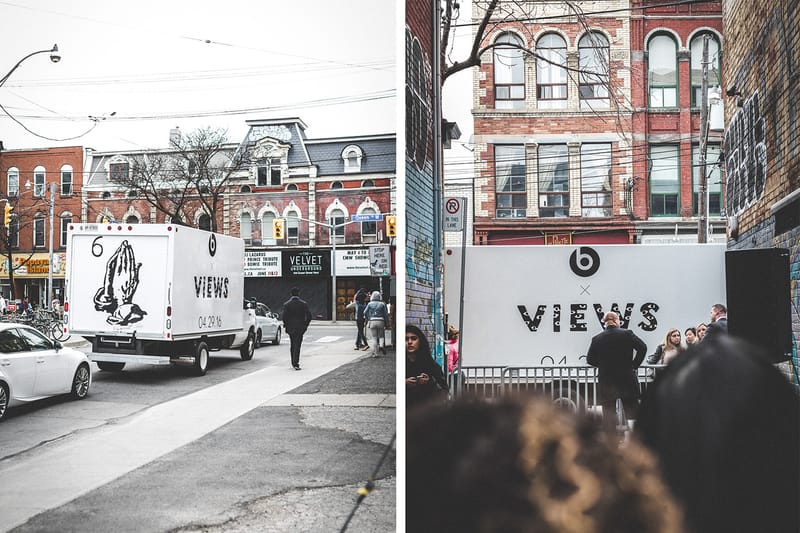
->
xmin=698 ymin=35 xmax=709 ymax=243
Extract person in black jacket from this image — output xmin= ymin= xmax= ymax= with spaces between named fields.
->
xmin=281 ymin=287 xmax=312 ymax=370
xmin=406 ymin=324 xmax=448 ymax=408
xmin=586 ymin=311 xmax=647 ymax=427
xmin=703 ymin=303 xmax=728 ymax=341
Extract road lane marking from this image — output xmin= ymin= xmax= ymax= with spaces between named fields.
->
xmin=312 ymin=336 xmax=342 ymax=343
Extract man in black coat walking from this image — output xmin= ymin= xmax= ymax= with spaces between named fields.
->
xmin=282 ymin=287 xmax=312 ymax=370
xmin=587 ymin=311 xmax=648 ymax=428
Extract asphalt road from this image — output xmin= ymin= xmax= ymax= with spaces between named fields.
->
xmin=0 ymin=322 xmax=396 ymax=533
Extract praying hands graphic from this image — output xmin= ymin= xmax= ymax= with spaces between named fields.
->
xmin=93 ymin=240 xmax=147 ymax=325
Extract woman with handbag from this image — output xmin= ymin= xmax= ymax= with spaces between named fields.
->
xmin=364 ymin=291 xmax=389 ymax=357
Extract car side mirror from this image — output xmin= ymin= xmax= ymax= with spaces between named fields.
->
xmin=54 ymin=340 xmax=62 ymax=350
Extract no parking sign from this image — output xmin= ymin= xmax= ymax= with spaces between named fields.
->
xmin=444 ymin=197 xmax=466 ymax=232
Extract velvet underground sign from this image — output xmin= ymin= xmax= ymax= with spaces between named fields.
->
xmin=282 ymin=250 xmax=331 ymax=277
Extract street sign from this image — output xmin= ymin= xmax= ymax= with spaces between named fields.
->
xmin=444 ymin=197 xmax=466 ymax=231
xmin=351 ymin=214 xmax=384 ymax=222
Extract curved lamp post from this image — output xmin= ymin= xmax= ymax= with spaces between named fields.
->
xmin=0 ymin=44 xmax=60 ymax=87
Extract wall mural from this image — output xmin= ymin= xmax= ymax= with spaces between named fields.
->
xmin=724 ymin=92 xmax=767 ymax=217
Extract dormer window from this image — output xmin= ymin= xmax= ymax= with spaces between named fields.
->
xmin=109 ymin=161 xmax=129 ymax=181
xmin=342 ymin=145 xmax=363 ymax=173
xmin=256 ymin=159 xmax=282 ymax=186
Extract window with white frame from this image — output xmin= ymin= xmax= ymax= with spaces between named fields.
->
xmin=692 ymin=144 xmax=723 ymax=215
xmin=536 ymin=34 xmax=568 ymax=109
xmin=342 ymin=145 xmax=363 ymax=173
xmin=579 ymin=33 xmax=610 ymax=109
xmin=286 ymin=212 xmax=300 ymax=245
xmin=690 ymin=33 xmax=721 ymax=107
xmin=331 ymin=181 xmax=343 ymax=189
xmin=60 ymin=215 xmax=72 ymax=247
xmin=125 ymin=215 xmax=139 ymax=224
xmin=538 ymin=145 xmax=569 ymax=217
xmin=240 ymin=213 xmax=252 ymax=243
xmin=286 ymin=184 xmax=298 ymax=191
xmin=33 ymin=214 xmax=45 ymax=247
xmin=329 ymin=208 xmax=346 ymax=244
xmin=60 ymin=165 xmax=73 ymax=195
xmin=256 ymin=162 xmax=268 ymax=186
xmin=580 ymin=144 xmax=612 ymax=217
xmin=495 ymin=145 xmax=526 ymax=218
xmin=360 ymin=208 xmax=378 ymax=243
xmin=7 ymin=168 xmax=19 ymax=197
xmin=33 ymin=166 xmax=46 ymax=197
xmin=494 ymin=33 xmax=525 ymax=109
xmin=262 ymin=212 xmax=276 ymax=241
xmin=649 ymin=144 xmax=680 ymax=216
xmin=109 ymin=161 xmax=129 ymax=181
xmin=648 ymin=35 xmax=678 ymax=108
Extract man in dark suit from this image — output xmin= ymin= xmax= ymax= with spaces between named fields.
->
xmin=704 ymin=303 xmax=728 ymax=341
xmin=281 ymin=287 xmax=312 ymax=370
xmin=587 ymin=311 xmax=648 ymax=428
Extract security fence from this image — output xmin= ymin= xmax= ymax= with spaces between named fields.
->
xmin=449 ymin=365 xmax=668 ymax=412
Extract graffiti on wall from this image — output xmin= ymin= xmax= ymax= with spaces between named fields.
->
xmin=724 ymin=92 xmax=767 ymax=217
xmin=407 ymin=236 xmax=434 ymax=286
xmin=406 ymin=28 xmax=431 ymax=171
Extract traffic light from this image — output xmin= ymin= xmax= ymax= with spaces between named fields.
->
xmin=386 ymin=215 xmax=397 ymax=237
xmin=273 ymin=218 xmax=285 ymax=239
xmin=3 ymin=204 xmax=12 ymax=226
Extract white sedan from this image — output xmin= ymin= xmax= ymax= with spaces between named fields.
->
xmin=0 ymin=323 xmax=91 ymax=421
xmin=254 ymin=303 xmax=282 ymax=347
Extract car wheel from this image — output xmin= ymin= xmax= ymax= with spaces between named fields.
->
xmin=255 ymin=330 xmax=263 ymax=348
xmin=0 ymin=382 xmax=8 ymax=422
xmin=272 ymin=327 xmax=282 ymax=345
xmin=240 ymin=331 xmax=255 ymax=361
xmin=194 ymin=341 xmax=210 ymax=375
xmin=71 ymin=364 xmax=90 ymax=399
xmin=97 ymin=361 xmax=125 ymax=372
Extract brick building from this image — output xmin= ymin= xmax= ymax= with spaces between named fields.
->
xmin=466 ymin=0 xmax=724 ymax=245
xmin=723 ymin=0 xmax=800 ymax=383
xmin=0 ymin=146 xmax=84 ymax=305
xmin=83 ymin=118 xmax=396 ymax=320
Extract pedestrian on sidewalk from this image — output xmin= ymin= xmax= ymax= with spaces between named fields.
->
xmin=281 ymin=287 xmax=312 ymax=370
xmin=406 ymin=324 xmax=448 ymax=408
xmin=364 ymin=291 xmax=389 ymax=357
xmin=353 ymin=287 xmax=369 ymax=350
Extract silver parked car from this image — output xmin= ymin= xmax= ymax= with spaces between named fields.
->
xmin=0 ymin=323 xmax=91 ymax=421
xmin=254 ymin=303 xmax=282 ymax=347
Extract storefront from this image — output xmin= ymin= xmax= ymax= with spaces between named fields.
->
xmin=0 ymin=252 xmax=66 ymax=307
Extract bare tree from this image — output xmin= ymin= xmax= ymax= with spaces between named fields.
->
xmin=115 ymin=127 xmax=247 ymax=232
xmin=0 ymin=195 xmax=49 ymax=300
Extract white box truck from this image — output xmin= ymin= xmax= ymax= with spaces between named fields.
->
xmin=65 ymin=223 xmax=256 ymax=375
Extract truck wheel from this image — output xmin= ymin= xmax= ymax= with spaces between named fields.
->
xmin=97 ymin=361 xmax=125 ymax=372
xmin=194 ymin=342 xmax=210 ymax=375
xmin=272 ymin=327 xmax=282 ymax=345
xmin=240 ymin=331 xmax=255 ymax=361
xmin=71 ymin=364 xmax=91 ymax=399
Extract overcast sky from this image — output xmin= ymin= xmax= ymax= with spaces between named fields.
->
xmin=0 ymin=0 xmax=396 ymax=151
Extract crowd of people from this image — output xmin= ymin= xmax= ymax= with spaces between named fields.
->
xmin=645 ymin=304 xmax=727 ymax=365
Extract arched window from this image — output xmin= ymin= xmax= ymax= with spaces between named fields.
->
xmin=362 ymin=179 xmax=375 ymax=188
xmin=198 ymin=213 xmax=211 ymax=231
xmin=690 ymin=33 xmax=721 ymax=106
xmin=331 ymin=181 xmax=343 ymax=189
xmin=102 ymin=191 xmax=112 ymax=199
xmin=536 ymin=34 xmax=567 ymax=109
xmin=494 ymin=33 xmax=525 ymax=109
xmin=240 ymin=213 xmax=252 ymax=242
xmin=360 ymin=207 xmax=378 ymax=243
xmin=262 ymin=212 xmax=276 ymax=241
xmin=240 ymin=185 xmax=252 ymax=193
xmin=125 ymin=215 xmax=139 ymax=224
xmin=579 ymin=32 xmax=610 ymax=109
xmin=342 ymin=145 xmax=363 ymax=173
xmin=286 ymin=211 xmax=300 ymax=245
xmin=127 ymin=190 xmax=137 ymax=199
xmin=7 ymin=167 xmax=19 ymax=197
xmin=286 ymin=183 xmax=298 ymax=191
xmin=33 ymin=166 xmax=46 ymax=197
xmin=329 ymin=208 xmax=346 ymax=244
xmin=60 ymin=164 xmax=73 ymax=195
xmin=648 ymin=34 xmax=678 ymax=107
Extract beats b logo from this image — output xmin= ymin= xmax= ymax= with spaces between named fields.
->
xmin=569 ymin=247 xmax=600 ymax=277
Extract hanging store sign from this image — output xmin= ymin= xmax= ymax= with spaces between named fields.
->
xmin=283 ymin=249 xmax=330 ymax=277
xmin=334 ymin=248 xmax=372 ymax=276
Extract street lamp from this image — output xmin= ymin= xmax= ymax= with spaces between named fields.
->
xmin=0 ymin=44 xmax=60 ymax=87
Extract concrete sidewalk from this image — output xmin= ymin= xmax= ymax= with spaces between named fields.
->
xmin=0 ymin=338 xmax=394 ymax=532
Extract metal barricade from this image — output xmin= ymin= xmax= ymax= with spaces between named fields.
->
xmin=451 ymin=364 xmax=669 ymax=411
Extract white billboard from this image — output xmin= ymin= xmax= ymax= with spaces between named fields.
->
xmin=444 ymin=244 xmax=727 ymax=367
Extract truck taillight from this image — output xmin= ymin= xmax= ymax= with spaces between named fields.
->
xmin=167 ymin=306 xmax=172 ymax=316
xmin=64 ymin=301 xmax=69 ymax=312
